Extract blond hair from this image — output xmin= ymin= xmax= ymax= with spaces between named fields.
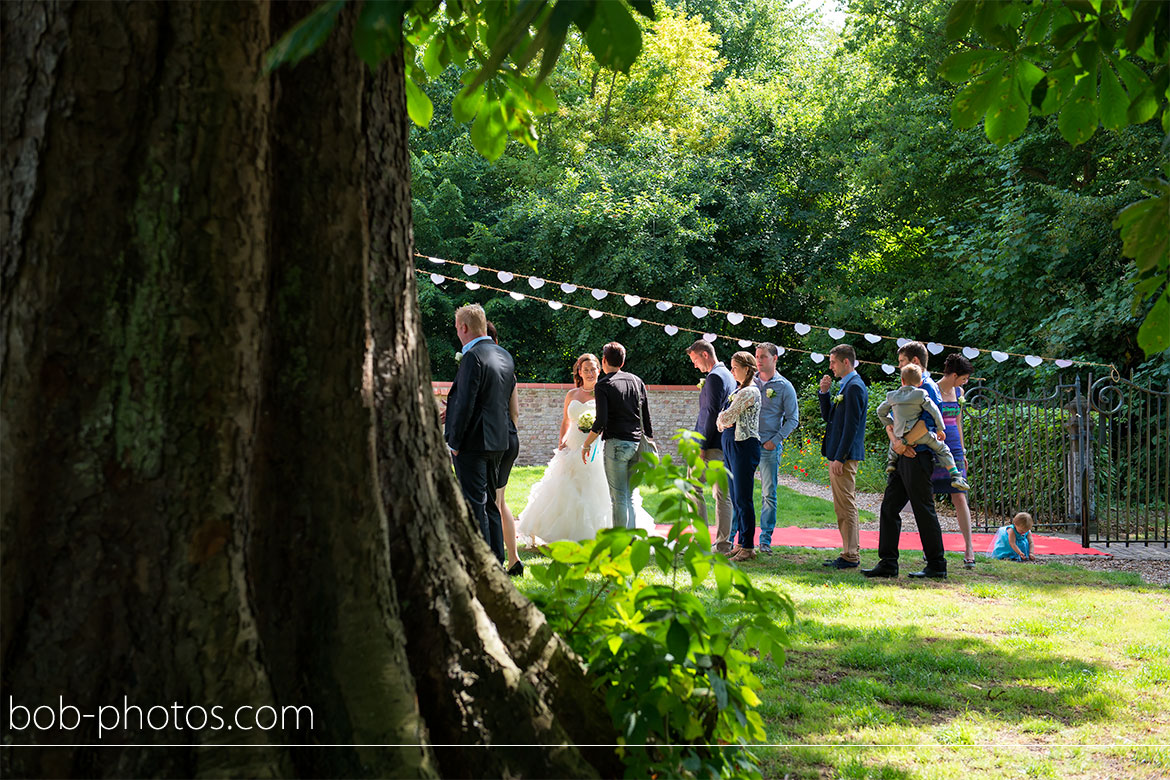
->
xmin=900 ymin=363 xmax=923 ymax=385
xmin=1013 ymin=512 xmax=1033 ymax=532
xmin=454 ymin=303 xmax=487 ymax=335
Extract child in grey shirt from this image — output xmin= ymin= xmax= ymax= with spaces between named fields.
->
xmin=877 ymin=364 xmax=969 ymax=490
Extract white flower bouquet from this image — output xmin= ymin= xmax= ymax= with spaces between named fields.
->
xmin=577 ymin=410 xmax=596 ymax=433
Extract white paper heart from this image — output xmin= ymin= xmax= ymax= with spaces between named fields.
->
xmin=1025 ymin=354 xmax=1043 ymax=367
xmin=588 ymin=309 xmax=603 ymax=319
xmin=882 ymin=363 xmax=896 ymax=374
xmin=560 ymin=282 xmax=577 ymax=293
xmin=462 ymin=264 xmax=479 ymax=276
xmin=827 ymin=327 xmax=846 ymax=340
xmin=465 ymin=282 xmax=480 ymax=290
xmin=624 ymin=295 xmax=641 ymax=306
xmin=428 ymin=256 xmax=443 ymax=264
xmin=738 ymin=339 xmax=752 ymax=348
xmin=691 ymin=306 xmax=709 ymax=319
xmin=727 ymin=312 xmax=744 ymax=325
xmin=865 ymin=333 xmax=881 ymax=344
xmin=896 ymin=337 xmax=910 ymax=348
xmin=991 ymin=351 xmax=1009 ymax=363
xmin=627 ymin=317 xmax=641 ymax=327
xmin=429 ymin=273 xmax=444 ymax=284
xmin=527 ymin=277 xmax=544 ymax=289
xmin=591 ymin=289 xmax=608 ymax=300
xmin=656 ymin=301 xmax=673 ymax=311
xmin=810 ymin=352 xmax=825 ymax=363
xmin=547 ymin=300 xmax=562 ymax=309
xmin=497 ymin=270 xmax=514 ymax=283
xmin=927 ymin=342 xmax=944 ymax=355
xmin=794 ymin=323 xmax=811 ymax=335
xmin=775 ymin=347 xmax=785 ymax=356
xmin=664 ymin=324 xmax=679 ymax=336
xmin=702 ymin=333 xmax=717 ymax=343
xmin=509 ymin=291 xmax=524 ymax=300
xmin=1055 ymin=359 xmax=1073 ymax=368
xmin=962 ymin=346 xmax=980 ymax=359
xmin=761 ymin=318 xmax=778 ymax=328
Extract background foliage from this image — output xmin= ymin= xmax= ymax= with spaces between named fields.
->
xmin=410 ymin=0 xmax=1168 ymax=392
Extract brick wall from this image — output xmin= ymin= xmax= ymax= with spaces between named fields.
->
xmin=433 ymin=382 xmax=701 ymax=466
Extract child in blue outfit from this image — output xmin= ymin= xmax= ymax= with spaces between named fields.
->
xmin=989 ymin=512 xmax=1035 ymax=561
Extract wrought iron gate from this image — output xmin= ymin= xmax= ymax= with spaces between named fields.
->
xmin=963 ymin=374 xmax=1169 ymax=547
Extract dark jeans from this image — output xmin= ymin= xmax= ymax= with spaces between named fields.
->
xmin=722 ymin=427 xmax=742 ymax=544
xmin=878 ymin=451 xmax=946 ymax=571
xmin=454 ymin=449 xmax=505 ymax=562
xmin=729 ymin=436 xmax=761 ymax=549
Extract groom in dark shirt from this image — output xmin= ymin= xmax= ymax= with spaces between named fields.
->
xmin=582 ymin=342 xmax=654 ymax=529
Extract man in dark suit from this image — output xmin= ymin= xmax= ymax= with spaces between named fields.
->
xmin=444 ymin=303 xmax=516 ymax=563
xmin=818 ymin=344 xmax=868 ymax=569
xmin=686 ymin=340 xmax=735 ymax=552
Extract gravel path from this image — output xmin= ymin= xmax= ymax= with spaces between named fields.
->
xmin=779 ymin=475 xmax=1170 ymax=587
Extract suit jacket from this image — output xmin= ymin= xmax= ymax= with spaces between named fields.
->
xmin=819 ymin=371 xmax=868 ymax=462
xmin=445 ymin=340 xmax=516 ymax=453
xmin=695 ymin=362 xmax=734 ymax=449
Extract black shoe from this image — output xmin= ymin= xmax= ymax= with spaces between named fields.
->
xmin=826 ymin=557 xmax=859 ymax=569
xmin=822 ymin=558 xmax=840 ymax=566
xmin=908 ymin=568 xmax=946 ymax=579
xmin=861 ymin=565 xmax=899 ymax=578
xmin=507 ymin=560 xmax=524 ymax=577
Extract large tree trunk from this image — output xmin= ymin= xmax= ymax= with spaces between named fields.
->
xmin=1 ymin=2 xmax=616 ymax=777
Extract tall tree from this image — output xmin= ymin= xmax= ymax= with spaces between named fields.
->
xmin=1 ymin=1 xmax=623 ymax=776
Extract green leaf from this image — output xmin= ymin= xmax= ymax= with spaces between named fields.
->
xmin=354 ymin=0 xmax=408 ymax=70
xmin=1126 ymin=0 xmax=1161 ymax=55
xmin=1058 ymin=68 xmax=1099 ymax=146
xmin=452 ymin=83 xmax=485 ymax=124
xmin=630 ymin=541 xmax=650 ymax=574
xmin=666 ymin=619 xmax=689 ymax=660
xmin=1015 ymin=59 xmax=1046 ymax=98
xmin=584 ymin=0 xmax=643 ymax=73
xmin=470 ymin=100 xmax=507 ymax=160
xmin=944 ymin=0 xmax=978 ymax=41
xmin=1023 ymin=7 xmax=1054 ymax=45
xmin=1137 ymin=292 xmax=1170 ymax=355
xmin=1098 ymin=60 xmax=1129 ymax=131
xmin=264 ymin=1 xmax=345 ymax=73
xmin=1052 ymin=21 xmax=1092 ymax=50
xmin=421 ymin=31 xmax=445 ymax=77
xmin=404 ymin=76 xmax=434 ymax=127
xmin=938 ymin=49 xmax=1004 ymax=83
xmin=713 ymin=559 xmax=731 ymax=597
xmin=951 ymin=64 xmax=1006 ymax=129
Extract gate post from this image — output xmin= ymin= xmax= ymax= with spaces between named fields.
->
xmin=1064 ymin=379 xmax=1093 ymax=548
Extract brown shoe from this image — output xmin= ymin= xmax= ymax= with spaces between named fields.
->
xmin=730 ymin=548 xmax=756 ymax=562
xmin=723 ymin=545 xmax=742 ymax=557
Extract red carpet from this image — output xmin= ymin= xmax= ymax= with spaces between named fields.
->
xmin=653 ymin=525 xmax=1111 ymax=557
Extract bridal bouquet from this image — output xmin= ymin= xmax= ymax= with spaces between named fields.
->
xmin=577 ymin=410 xmax=596 ymax=433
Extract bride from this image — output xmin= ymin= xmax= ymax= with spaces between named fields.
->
xmin=517 ymin=353 xmax=657 ymax=543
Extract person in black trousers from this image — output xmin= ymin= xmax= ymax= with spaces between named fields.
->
xmin=444 ymin=304 xmax=516 ymax=563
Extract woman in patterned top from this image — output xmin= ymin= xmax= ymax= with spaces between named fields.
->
xmin=717 ymin=351 xmax=762 ymax=562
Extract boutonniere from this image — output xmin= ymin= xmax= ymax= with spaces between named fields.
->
xmin=454 ymin=351 xmax=463 ymax=364
xmin=957 ymin=396 xmax=968 ymax=406
xmin=832 ymin=393 xmax=844 ymax=405
xmin=766 ymin=388 xmax=776 ymax=398
xmin=697 ymin=378 xmax=706 ymax=390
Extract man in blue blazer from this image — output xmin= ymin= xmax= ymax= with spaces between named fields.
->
xmin=687 ymin=340 xmax=735 ymax=552
xmin=445 ymin=304 xmax=516 ymax=563
xmin=818 ymin=344 xmax=868 ymax=569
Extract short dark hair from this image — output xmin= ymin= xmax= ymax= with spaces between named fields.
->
xmin=486 ymin=321 xmax=498 ymax=343
xmin=942 ymin=353 xmax=973 ymax=377
xmin=602 ymin=342 xmax=626 ymax=368
xmin=686 ymin=340 xmax=715 ymax=359
xmin=756 ymin=342 xmax=778 ymax=357
xmin=829 ymin=344 xmax=856 ymax=365
xmin=898 ymin=341 xmax=928 ymax=368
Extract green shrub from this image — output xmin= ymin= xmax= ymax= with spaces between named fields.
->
xmin=528 ymin=431 xmax=794 ymax=779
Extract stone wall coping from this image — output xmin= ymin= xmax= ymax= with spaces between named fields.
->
xmin=432 ymin=381 xmax=697 ymax=392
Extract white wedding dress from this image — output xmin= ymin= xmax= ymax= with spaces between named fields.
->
xmin=517 ymin=399 xmax=658 ymax=543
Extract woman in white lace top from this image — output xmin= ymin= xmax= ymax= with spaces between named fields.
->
xmin=716 ymin=351 xmax=762 ymax=561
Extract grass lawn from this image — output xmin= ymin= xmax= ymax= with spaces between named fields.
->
xmin=507 ymin=467 xmax=1170 ymax=779
xmin=505 ymin=465 xmax=875 ymax=529
xmin=779 ymin=436 xmax=891 ymax=494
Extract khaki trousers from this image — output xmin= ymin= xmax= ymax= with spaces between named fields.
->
xmin=696 ymin=448 xmax=734 ymax=551
xmin=828 ymin=459 xmax=861 ymax=563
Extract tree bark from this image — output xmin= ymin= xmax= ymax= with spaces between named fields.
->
xmin=1 ymin=1 xmax=616 ymax=777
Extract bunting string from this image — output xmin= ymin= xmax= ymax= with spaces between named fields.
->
xmin=415 ymin=253 xmax=1115 ymax=372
